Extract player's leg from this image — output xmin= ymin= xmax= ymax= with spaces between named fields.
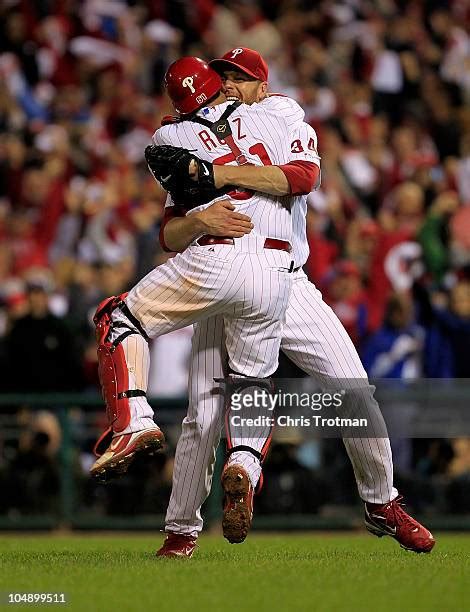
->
xmin=280 ymin=272 xmax=434 ymax=552
xmin=95 ymin=245 xmax=253 ymax=439
xmin=280 ymin=271 xmax=396 ymax=505
xmin=162 ymin=320 xmax=274 ymax=550
xmin=161 ymin=248 xmax=292 ymax=550
xmin=164 ymin=316 xmax=226 ymax=539
xmin=217 ymin=372 xmax=274 ymax=544
xmin=217 ymin=249 xmax=292 ymax=543
xmin=122 ymin=244 xmax=289 ymax=442
xmin=90 ymin=294 xmax=164 ymax=481
xmin=93 ymin=246 xmax=290 ymax=484
xmin=221 ymin=247 xmax=292 ymax=485
xmin=91 ymin=250 xmax=239 ymax=481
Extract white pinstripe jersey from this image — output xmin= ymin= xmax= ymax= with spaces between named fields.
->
xmin=153 ymin=96 xmax=320 ymax=265
xmin=259 ymin=95 xmax=321 ymax=266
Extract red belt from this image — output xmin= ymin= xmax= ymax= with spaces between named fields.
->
xmin=197 ymin=235 xmax=292 ymax=254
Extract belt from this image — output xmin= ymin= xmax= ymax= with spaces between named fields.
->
xmin=197 ymin=235 xmax=292 ymax=254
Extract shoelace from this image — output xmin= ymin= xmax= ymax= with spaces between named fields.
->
xmin=383 ymin=495 xmax=418 ymax=531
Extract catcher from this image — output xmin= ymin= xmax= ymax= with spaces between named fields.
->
xmin=89 ymin=57 xmax=319 ymax=495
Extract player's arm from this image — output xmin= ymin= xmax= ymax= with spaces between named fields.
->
xmin=151 ymin=121 xmax=319 ymax=198
xmin=212 ymin=122 xmax=320 ymax=196
xmin=161 ymin=198 xmax=254 ymax=252
xmin=212 ymin=161 xmax=318 ymax=196
xmin=212 ymin=165 xmax=289 ymax=196
xmin=213 ymin=123 xmax=320 ymax=196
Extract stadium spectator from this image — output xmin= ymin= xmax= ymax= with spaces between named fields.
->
xmin=2 ymin=410 xmax=61 ymax=515
xmin=362 ymin=292 xmax=424 ymax=379
xmin=2 ymin=274 xmax=84 ymax=392
xmin=0 ymin=0 xmax=469 ymax=521
xmin=423 ymin=280 xmax=470 ymax=378
xmin=321 ymin=260 xmax=368 ymax=348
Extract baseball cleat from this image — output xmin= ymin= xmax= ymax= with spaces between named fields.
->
xmin=221 ymin=464 xmax=254 ymax=544
xmin=90 ymin=427 xmax=165 ymax=482
xmin=365 ymin=495 xmax=435 ymax=553
xmin=156 ymin=533 xmax=197 ymax=558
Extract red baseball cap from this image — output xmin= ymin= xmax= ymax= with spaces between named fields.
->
xmin=209 ymin=47 xmax=268 ymax=82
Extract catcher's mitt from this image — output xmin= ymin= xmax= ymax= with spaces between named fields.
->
xmin=145 ymin=144 xmax=229 ymax=208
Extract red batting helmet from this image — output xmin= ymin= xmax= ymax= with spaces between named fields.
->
xmin=164 ymin=57 xmax=222 ymax=115
xmin=209 ymin=48 xmax=269 ymax=82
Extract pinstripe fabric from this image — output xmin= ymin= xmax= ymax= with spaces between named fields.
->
xmin=165 ymin=271 xmax=396 ymax=535
xmin=259 ymin=95 xmax=306 ymax=128
xmin=254 ymin=96 xmax=319 ymax=268
xmin=281 ymin=272 xmax=396 ymax=505
xmin=107 ymin=242 xmax=292 ymax=436
xmin=125 ymin=244 xmax=291 ymax=378
xmin=154 ymin=100 xmax=320 ymax=247
xmin=165 ymin=317 xmax=226 ymax=535
xmin=155 ymin=95 xmax=395 ymax=533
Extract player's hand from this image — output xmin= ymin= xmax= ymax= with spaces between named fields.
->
xmin=195 ymin=200 xmax=254 ymax=238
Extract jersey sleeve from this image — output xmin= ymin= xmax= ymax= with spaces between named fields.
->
xmin=288 ymin=123 xmax=321 ymax=168
xmin=261 ymin=95 xmax=305 ymax=130
xmin=152 ymin=126 xmax=170 ymax=145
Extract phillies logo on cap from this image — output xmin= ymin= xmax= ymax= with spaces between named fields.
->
xmin=182 ymin=76 xmax=195 ymax=93
xmin=230 ymin=48 xmax=244 ymax=58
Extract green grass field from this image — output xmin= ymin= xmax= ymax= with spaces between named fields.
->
xmin=1 ymin=533 xmax=469 ymax=611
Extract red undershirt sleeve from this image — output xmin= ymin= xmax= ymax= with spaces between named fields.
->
xmin=278 ymin=160 xmax=320 ymax=196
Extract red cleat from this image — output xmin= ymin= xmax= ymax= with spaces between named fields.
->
xmin=221 ymin=464 xmax=254 ymax=544
xmin=156 ymin=533 xmax=197 ymax=558
xmin=90 ymin=427 xmax=165 ymax=482
xmin=365 ymin=495 xmax=435 ymax=553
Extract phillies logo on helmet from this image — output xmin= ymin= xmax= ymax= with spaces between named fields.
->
xmin=230 ymin=48 xmax=243 ymax=58
xmin=182 ymin=76 xmax=196 ymax=94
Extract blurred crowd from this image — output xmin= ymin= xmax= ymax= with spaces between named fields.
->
xmin=1 ymin=0 xmax=470 ymax=520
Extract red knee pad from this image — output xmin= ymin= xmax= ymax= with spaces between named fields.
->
xmin=94 ymin=292 xmax=128 ymax=344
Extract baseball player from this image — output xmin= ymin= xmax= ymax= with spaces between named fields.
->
xmin=154 ymin=49 xmax=435 ymax=557
xmin=89 ymin=57 xmax=319 ymax=488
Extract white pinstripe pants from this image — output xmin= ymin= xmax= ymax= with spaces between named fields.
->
xmin=108 ymin=241 xmax=293 ymax=434
xmin=165 ymin=270 xmax=397 ymax=536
